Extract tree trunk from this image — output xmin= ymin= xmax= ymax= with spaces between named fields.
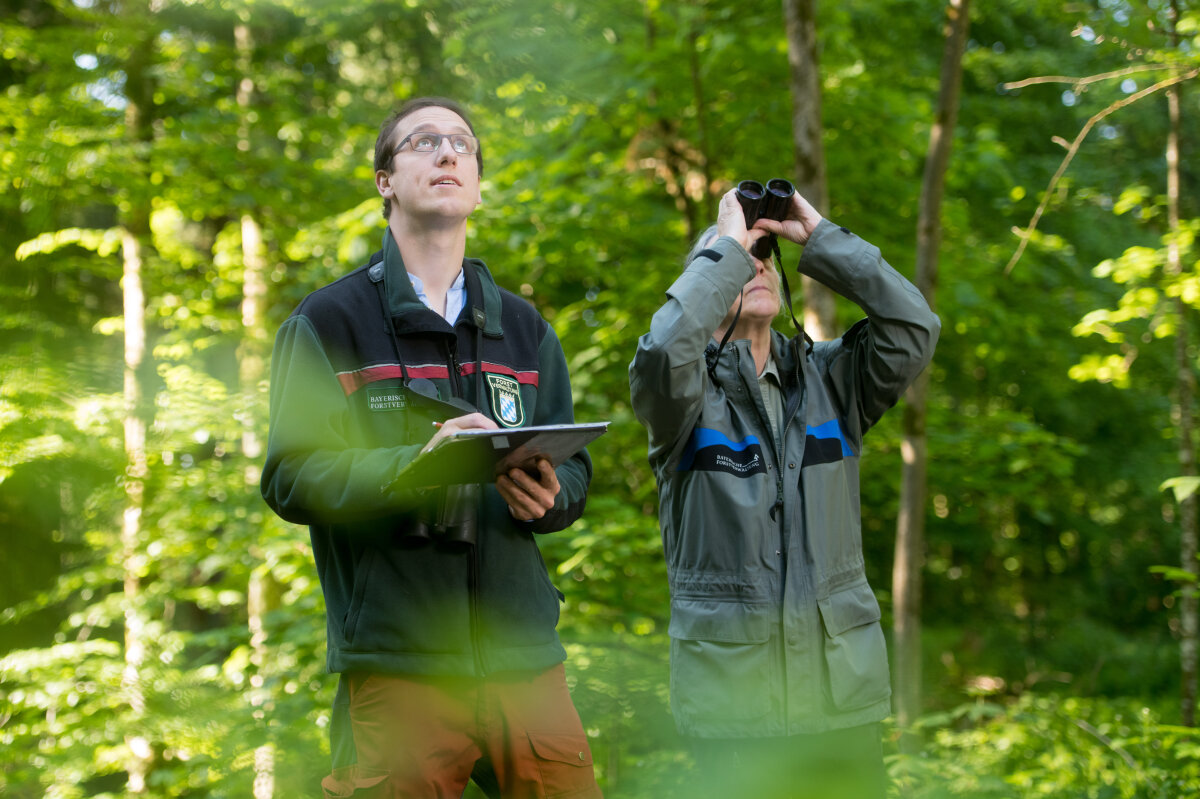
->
xmin=120 ymin=18 xmax=157 ymax=791
xmin=893 ymin=0 xmax=968 ymax=754
xmin=688 ymin=27 xmax=713 ymax=217
xmin=782 ymin=0 xmax=835 ymax=340
xmin=244 ymin=225 xmax=279 ymax=799
xmin=236 ymin=18 xmax=268 ymax=470
xmin=248 ymin=565 xmax=282 ymax=798
xmin=235 ymin=18 xmax=282 ymax=796
xmin=121 ymin=224 xmax=150 ymax=794
xmin=1166 ymin=0 xmax=1197 ymax=728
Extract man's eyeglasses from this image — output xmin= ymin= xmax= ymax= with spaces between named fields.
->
xmin=394 ymin=131 xmax=479 ymax=157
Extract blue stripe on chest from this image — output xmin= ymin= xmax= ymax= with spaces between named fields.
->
xmin=677 ymin=428 xmax=767 ymax=477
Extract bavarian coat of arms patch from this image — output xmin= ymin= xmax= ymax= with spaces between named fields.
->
xmin=486 ymin=373 xmax=525 ymax=428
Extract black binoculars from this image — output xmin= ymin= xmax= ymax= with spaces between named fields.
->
xmin=736 ymin=178 xmax=795 ymax=259
xmin=406 ymin=483 xmax=479 ymax=549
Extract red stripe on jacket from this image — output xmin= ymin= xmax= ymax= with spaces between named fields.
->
xmin=460 ymin=361 xmax=539 ymax=387
xmin=336 ymin=362 xmax=539 ymax=395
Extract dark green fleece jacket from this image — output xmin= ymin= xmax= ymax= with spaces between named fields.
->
xmin=262 ymin=229 xmax=591 ymax=677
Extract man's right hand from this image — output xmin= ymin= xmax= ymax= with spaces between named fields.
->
xmin=421 ymin=412 xmax=498 ymax=453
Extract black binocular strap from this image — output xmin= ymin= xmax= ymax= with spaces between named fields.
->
xmin=461 ymin=263 xmax=489 ymax=407
xmin=370 ymin=252 xmax=416 ymax=387
xmin=372 ymin=256 xmax=491 ymax=412
xmin=709 ymin=237 xmax=810 ymax=376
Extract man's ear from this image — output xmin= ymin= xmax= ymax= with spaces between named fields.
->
xmin=376 ymin=169 xmax=394 ymax=199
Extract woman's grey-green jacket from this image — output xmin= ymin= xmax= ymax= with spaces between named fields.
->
xmin=629 ymin=220 xmax=940 ymax=738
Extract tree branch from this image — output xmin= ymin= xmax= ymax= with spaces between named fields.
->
xmin=1003 ymin=63 xmax=1170 ymax=91
xmin=1004 ymin=67 xmax=1200 ymax=276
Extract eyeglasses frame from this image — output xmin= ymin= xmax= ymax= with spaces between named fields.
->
xmin=392 ymin=131 xmax=480 ymax=160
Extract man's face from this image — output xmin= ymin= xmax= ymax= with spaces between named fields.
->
xmin=376 ymin=105 xmax=482 ymax=225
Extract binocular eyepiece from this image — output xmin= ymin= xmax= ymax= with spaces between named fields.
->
xmin=736 ymin=178 xmax=795 ymax=259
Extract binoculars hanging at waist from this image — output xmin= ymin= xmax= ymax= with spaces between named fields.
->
xmin=404 ymin=483 xmax=479 ymax=549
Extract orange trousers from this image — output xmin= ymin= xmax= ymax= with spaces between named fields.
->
xmin=321 ymin=664 xmax=603 ymax=799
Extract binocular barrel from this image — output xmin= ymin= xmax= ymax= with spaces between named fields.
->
xmin=737 ymin=178 xmax=795 ymax=259
xmin=736 ymin=178 xmax=795 ymax=227
xmin=436 ymin=484 xmax=479 ymax=548
xmin=403 ymin=483 xmax=479 ymax=550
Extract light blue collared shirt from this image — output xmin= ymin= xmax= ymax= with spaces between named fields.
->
xmin=408 ymin=269 xmax=466 ymax=323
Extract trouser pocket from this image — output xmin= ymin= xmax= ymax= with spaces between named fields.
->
xmin=527 ymin=731 xmax=602 ymax=798
xmin=321 ymin=766 xmax=390 ymax=799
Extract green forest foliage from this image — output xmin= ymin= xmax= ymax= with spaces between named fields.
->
xmin=3 ymin=0 xmax=1200 ymax=796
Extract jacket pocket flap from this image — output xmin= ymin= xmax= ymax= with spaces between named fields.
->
xmin=668 ymin=598 xmax=772 ymax=643
xmin=817 ymin=582 xmax=882 ymax=638
xmin=527 ymin=732 xmax=593 ymax=766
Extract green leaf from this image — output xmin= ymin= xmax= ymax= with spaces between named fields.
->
xmin=1161 ymin=475 xmax=1200 ymax=503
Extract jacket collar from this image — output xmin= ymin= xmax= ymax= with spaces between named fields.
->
xmin=708 ymin=330 xmax=805 ymax=388
xmin=373 ymin=228 xmax=504 ymax=337
xmin=706 ymin=337 xmax=753 ymax=387
xmin=773 ymin=330 xmax=802 ymax=379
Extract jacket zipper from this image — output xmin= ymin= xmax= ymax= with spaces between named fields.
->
xmin=737 ymin=346 xmax=787 ymax=520
xmin=446 ymin=334 xmax=485 ymax=675
xmin=469 ymin=543 xmax=486 ymax=675
xmin=447 ymin=337 xmax=464 ymax=398
xmin=737 ymin=343 xmax=791 ymax=730
xmin=781 ymin=338 xmax=805 ymax=458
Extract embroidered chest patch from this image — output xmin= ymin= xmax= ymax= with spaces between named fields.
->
xmin=486 ymin=373 xmax=525 ymax=428
xmin=367 ymin=387 xmax=409 ymax=412
xmin=676 ymin=427 xmax=767 ymax=477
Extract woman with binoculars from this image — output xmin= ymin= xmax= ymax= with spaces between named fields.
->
xmin=630 ymin=183 xmax=941 ymax=798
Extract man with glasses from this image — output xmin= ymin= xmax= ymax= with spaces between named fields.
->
xmin=262 ymin=97 xmax=602 ymax=798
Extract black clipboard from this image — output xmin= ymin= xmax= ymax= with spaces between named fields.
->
xmin=386 ymin=422 xmax=609 ymax=490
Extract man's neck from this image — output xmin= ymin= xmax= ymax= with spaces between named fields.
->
xmin=388 ymin=219 xmax=467 ymax=303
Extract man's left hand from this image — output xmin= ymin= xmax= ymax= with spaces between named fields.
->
xmin=497 ymin=457 xmax=560 ymax=521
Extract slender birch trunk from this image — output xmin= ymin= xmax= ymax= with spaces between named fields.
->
xmin=120 ymin=15 xmax=157 ymax=789
xmin=121 ymin=225 xmax=150 ymax=793
xmin=235 ymin=18 xmax=282 ymax=796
